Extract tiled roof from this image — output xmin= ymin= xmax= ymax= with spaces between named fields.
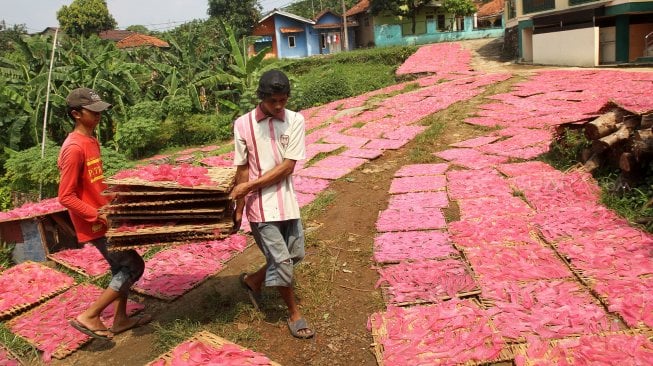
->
xmin=99 ymin=29 xmax=135 ymax=41
xmin=477 ymin=0 xmax=505 ymax=17
xmin=116 ymin=34 xmax=170 ymax=49
xmin=345 ymin=0 xmax=370 ymax=17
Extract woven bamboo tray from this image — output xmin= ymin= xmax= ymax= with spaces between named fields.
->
xmin=47 ymin=255 xmax=106 ymax=279
xmin=108 ymin=196 xmax=228 ymax=208
xmin=146 ymin=330 xmax=282 ymax=366
xmin=108 ymin=232 xmax=224 ymax=251
xmin=511 ymin=329 xmax=653 ymax=366
xmin=370 ymin=299 xmax=515 ymax=366
xmin=106 ymin=207 xmax=226 ymax=215
xmin=108 ymin=214 xmax=225 ymax=221
xmin=105 ymin=188 xmax=215 ymax=197
xmin=0 ymin=262 xmax=74 ymax=320
xmin=105 ymin=167 xmax=235 ymax=192
xmin=107 ymin=223 xmax=231 ymax=238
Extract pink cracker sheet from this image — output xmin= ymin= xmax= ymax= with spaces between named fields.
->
xmin=449 ymin=216 xmax=539 ymax=249
xmin=340 ymin=148 xmax=384 ymax=160
xmin=200 ymin=155 xmax=233 ymax=167
xmin=396 ymin=42 xmax=473 ymax=75
xmin=368 ymin=299 xmax=506 ymax=366
xmin=0 ymin=262 xmax=75 ymax=318
xmin=594 ymin=277 xmax=653 ymax=328
xmin=509 ymin=171 xmax=601 ymax=211
xmin=451 ymin=135 xmax=501 ymax=148
xmin=134 ymin=247 xmax=224 ymax=301
xmin=312 ymin=155 xmax=367 ymax=170
xmin=447 ymin=152 xmax=509 ymax=170
xmin=111 ymin=164 xmax=215 ymax=187
xmin=383 ymin=125 xmax=428 ymax=141
xmin=376 ymin=259 xmax=478 ymax=305
xmin=492 ymin=142 xmax=550 ymax=160
xmin=0 ymin=198 xmax=66 ymax=222
xmin=387 ymin=191 xmax=449 ymax=209
xmin=148 ymin=332 xmax=277 ymax=366
xmin=304 ymin=143 xmax=345 ymax=161
xmin=394 ymin=163 xmax=449 ymax=177
xmin=484 ymin=280 xmax=618 ymax=341
xmin=0 ymin=344 xmax=20 ymax=366
xmin=389 ymin=175 xmax=446 ymax=194
xmin=456 ymin=195 xmax=534 ymax=220
xmin=463 ymin=243 xmax=573 ymax=282
xmin=48 ymin=244 xmax=109 ymax=277
xmin=376 ymin=207 xmax=446 ymax=232
xmin=446 ymin=176 xmax=513 ymax=200
xmin=7 ymin=283 xmax=143 ymax=362
xmin=373 ymin=230 xmax=456 ymax=263
xmin=293 ymin=176 xmax=331 ymax=194
xmin=364 ymin=138 xmax=410 ymax=150
xmin=296 ymin=192 xmax=317 ymax=207
xmin=295 ymin=166 xmax=353 ymax=180
xmin=535 ymin=203 xmax=630 ymax=243
xmin=514 ymin=332 xmax=653 ymax=366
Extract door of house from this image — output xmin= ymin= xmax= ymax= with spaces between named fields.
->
xmin=599 ymin=27 xmax=616 ymax=64
xmin=321 ymin=32 xmax=342 ymax=54
xmin=426 ymin=15 xmax=436 ymax=34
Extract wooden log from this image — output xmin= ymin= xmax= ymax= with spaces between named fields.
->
xmin=582 ymin=153 xmax=602 ymax=172
xmin=581 ymin=148 xmax=593 ymax=163
xmin=641 ymin=113 xmax=653 ymax=129
xmin=619 ymin=152 xmax=637 ymax=173
xmin=584 ymin=109 xmax=624 ymax=140
xmin=632 ymin=129 xmax=653 ymax=161
xmin=593 ymin=124 xmax=630 ymax=152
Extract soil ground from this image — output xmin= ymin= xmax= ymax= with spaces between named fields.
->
xmin=47 ymin=38 xmax=598 ymax=366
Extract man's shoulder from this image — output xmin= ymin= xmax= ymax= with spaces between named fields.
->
xmin=284 ymin=109 xmax=304 ymax=123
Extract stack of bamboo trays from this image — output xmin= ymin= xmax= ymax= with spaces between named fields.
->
xmin=102 ymin=167 xmax=236 ymax=250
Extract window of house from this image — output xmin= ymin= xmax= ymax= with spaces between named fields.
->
xmin=523 ymin=0 xmax=555 ymax=14
xmin=437 ymin=14 xmax=446 ymax=31
xmin=288 ymin=36 xmax=296 ymax=48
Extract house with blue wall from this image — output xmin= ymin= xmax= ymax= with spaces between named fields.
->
xmin=251 ymin=9 xmax=356 ymax=59
xmin=345 ymin=0 xmax=504 ymax=48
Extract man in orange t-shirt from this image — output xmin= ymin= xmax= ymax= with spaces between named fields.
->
xmin=58 ymin=88 xmax=150 ymax=339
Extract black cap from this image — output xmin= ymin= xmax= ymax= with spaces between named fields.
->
xmin=66 ymin=88 xmax=112 ymax=112
xmin=257 ymin=70 xmax=290 ymax=95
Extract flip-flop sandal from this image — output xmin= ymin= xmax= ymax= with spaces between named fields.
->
xmin=110 ymin=314 xmax=153 ymax=335
xmin=287 ymin=317 xmax=315 ymax=339
xmin=69 ymin=319 xmax=113 ymax=340
xmin=239 ymin=273 xmax=262 ymax=311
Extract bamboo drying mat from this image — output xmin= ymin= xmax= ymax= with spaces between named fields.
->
xmin=106 ymin=208 xmax=226 ymax=215
xmin=370 ymin=299 xmax=515 ymax=366
xmin=511 ymin=328 xmax=653 ymax=366
xmin=108 ymin=232 xmax=223 ymax=251
xmin=106 ymin=196 xmax=228 ymax=208
xmin=108 ymin=214 xmax=224 ymax=221
xmin=47 ymin=255 xmax=106 ymax=279
xmin=380 ymin=286 xmax=481 ymax=307
xmin=146 ymin=331 xmax=282 ymax=366
xmin=107 ymin=223 xmax=231 ymax=238
xmin=105 ymin=188 xmax=216 ymax=197
xmin=0 ymin=262 xmax=74 ymax=320
xmin=105 ymin=167 xmax=235 ymax=192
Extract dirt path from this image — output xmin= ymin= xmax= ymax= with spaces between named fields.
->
xmin=52 ymin=38 xmax=542 ymax=366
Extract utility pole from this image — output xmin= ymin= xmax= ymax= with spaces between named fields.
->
xmin=341 ymin=0 xmax=349 ymax=51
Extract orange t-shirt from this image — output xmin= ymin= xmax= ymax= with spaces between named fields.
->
xmin=57 ymin=131 xmax=110 ymax=242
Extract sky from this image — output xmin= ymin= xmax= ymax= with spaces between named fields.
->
xmin=1 ymin=0 xmax=293 ymax=33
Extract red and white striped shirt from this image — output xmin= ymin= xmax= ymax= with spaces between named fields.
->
xmin=233 ymin=105 xmax=306 ymax=223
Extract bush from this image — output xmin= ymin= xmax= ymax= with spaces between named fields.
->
xmin=295 ymin=69 xmax=353 ymax=109
xmin=4 ymin=141 xmax=60 ymax=198
xmin=115 ymin=117 xmax=165 ymax=159
xmin=100 ymin=146 xmax=132 ymax=178
xmin=129 ymin=101 xmax=165 ymax=121
xmin=161 ymin=113 xmax=234 ymax=147
xmin=165 ymin=95 xmax=193 ymax=120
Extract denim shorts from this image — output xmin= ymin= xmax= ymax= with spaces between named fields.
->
xmin=90 ymin=237 xmax=145 ymax=294
xmin=250 ymin=219 xmax=305 ymax=287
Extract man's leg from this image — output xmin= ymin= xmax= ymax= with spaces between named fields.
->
xmin=278 ymin=285 xmax=313 ymax=338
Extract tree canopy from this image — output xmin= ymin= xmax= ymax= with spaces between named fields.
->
xmin=57 ymin=0 xmax=117 ymax=37
xmin=283 ymin=0 xmax=360 ymax=19
xmin=369 ymin=0 xmax=432 ymax=34
xmin=442 ymin=0 xmax=478 ymax=17
xmin=207 ymin=0 xmax=261 ymax=38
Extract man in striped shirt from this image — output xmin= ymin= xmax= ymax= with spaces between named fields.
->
xmin=230 ymin=70 xmax=314 ymax=339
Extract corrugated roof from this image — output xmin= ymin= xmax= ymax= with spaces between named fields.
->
xmin=260 ymin=9 xmax=316 ymax=25
xmin=477 ymin=0 xmax=505 ymax=17
xmin=116 ymin=34 xmax=170 ymax=49
xmin=345 ymin=0 xmax=370 ymax=17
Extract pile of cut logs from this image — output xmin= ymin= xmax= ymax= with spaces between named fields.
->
xmin=101 ymin=167 xmax=235 ymax=250
xmin=579 ymin=108 xmax=653 ymax=178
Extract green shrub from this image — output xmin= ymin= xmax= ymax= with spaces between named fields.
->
xmin=296 ymin=69 xmax=353 ymax=109
xmin=4 ymin=141 xmax=60 ymax=198
xmin=166 ymin=95 xmax=193 ymax=120
xmin=115 ymin=117 xmax=165 ymax=159
xmin=99 ymin=146 xmax=132 ymax=177
xmin=161 ymin=113 xmax=234 ymax=147
xmin=129 ymin=101 xmax=165 ymax=121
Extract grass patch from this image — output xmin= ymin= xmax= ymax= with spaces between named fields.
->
xmin=301 ymin=190 xmax=337 ymax=222
xmin=0 ymin=324 xmax=39 ymax=363
xmin=304 ymin=147 xmax=347 ymax=167
xmin=0 ymin=242 xmax=14 ymax=268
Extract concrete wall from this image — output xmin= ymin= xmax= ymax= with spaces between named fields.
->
xmin=373 ymin=22 xmax=504 ymax=47
xmin=533 ymin=27 xmax=599 ymax=66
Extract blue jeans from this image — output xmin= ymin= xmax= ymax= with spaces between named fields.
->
xmin=90 ymin=237 xmax=145 ymax=294
xmin=250 ymin=219 xmax=305 ymax=287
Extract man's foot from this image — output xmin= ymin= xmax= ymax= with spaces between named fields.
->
xmin=110 ymin=314 xmax=153 ymax=335
xmin=69 ymin=319 xmax=113 ymax=340
xmin=287 ymin=317 xmax=315 ymax=339
xmin=239 ymin=273 xmax=262 ymax=311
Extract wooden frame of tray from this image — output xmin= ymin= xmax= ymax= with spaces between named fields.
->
xmin=511 ymin=328 xmax=653 ymax=366
xmin=0 ymin=261 xmax=74 ymax=320
xmin=105 ymin=207 xmax=226 ymax=215
xmin=108 ymin=214 xmax=225 ymax=221
xmin=147 ymin=330 xmax=281 ymax=366
xmin=105 ymin=167 xmax=235 ymax=192
xmin=107 ymin=233 xmax=220 ymax=252
xmin=107 ymin=223 xmax=231 ymax=238
xmin=0 ymin=342 xmax=23 ymax=365
xmin=106 ymin=196 xmax=229 ymax=208
xmin=370 ymin=299 xmax=515 ymax=366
